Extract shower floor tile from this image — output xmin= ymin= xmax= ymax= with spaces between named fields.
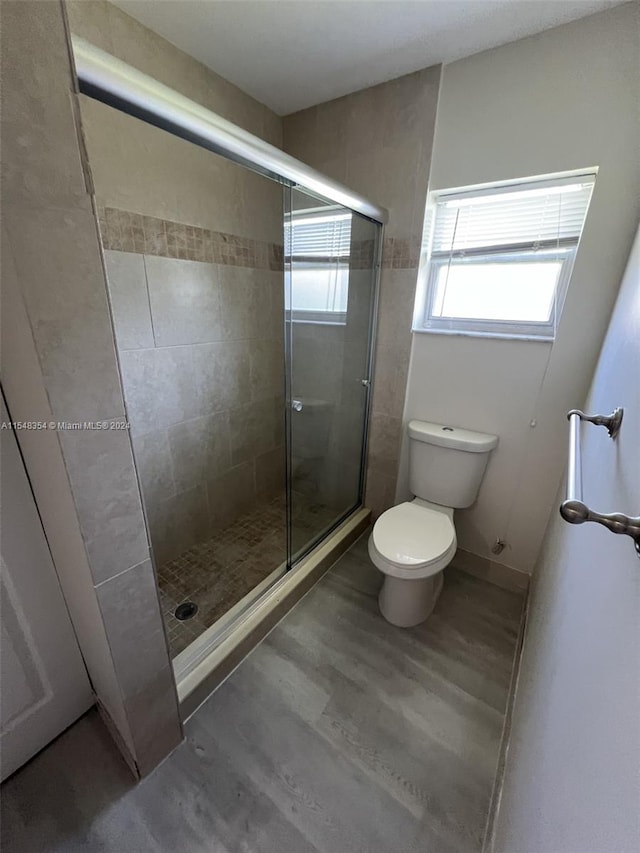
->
xmin=157 ymin=498 xmax=287 ymax=658
xmin=157 ymin=494 xmax=340 ymax=658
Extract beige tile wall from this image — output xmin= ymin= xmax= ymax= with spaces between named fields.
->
xmin=104 ymin=247 xmax=285 ymax=567
xmin=1 ymin=0 xmax=182 ymax=776
xmin=67 ymin=0 xmax=283 ymax=242
xmin=67 ymin=0 xmax=281 ymax=146
xmin=66 ymin=3 xmax=288 ymax=573
xmin=283 ymin=67 xmax=441 ymax=517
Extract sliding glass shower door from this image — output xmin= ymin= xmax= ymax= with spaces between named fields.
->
xmin=285 ymin=187 xmax=380 ymax=561
xmin=96 ymin=132 xmax=380 ymax=661
xmin=72 ymin=35 xmax=386 ymax=667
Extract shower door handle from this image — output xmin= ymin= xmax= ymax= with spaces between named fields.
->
xmin=292 ymin=400 xmax=303 ymax=412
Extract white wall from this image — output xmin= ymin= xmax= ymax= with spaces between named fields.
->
xmin=400 ymin=2 xmax=640 ymax=573
xmin=491 ymin=226 xmax=640 ymax=852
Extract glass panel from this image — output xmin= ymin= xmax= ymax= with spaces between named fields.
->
xmin=433 ymin=258 xmax=562 ymax=322
xmin=91 ymin=107 xmax=288 ymax=660
xmin=285 ymin=187 xmax=379 ymax=562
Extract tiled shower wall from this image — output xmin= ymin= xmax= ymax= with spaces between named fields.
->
xmin=283 ymin=67 xmax=441 ymax=517
xmin=67 ymin=1 xmax=282 ymax=239
xmin=69 ymin=1 xmax=288 ymax=567
xmin=101 ymin=214 xmax=285 ymax=567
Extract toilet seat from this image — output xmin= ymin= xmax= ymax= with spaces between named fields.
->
xmin=369 ymin=500 xmax=457 ymax=579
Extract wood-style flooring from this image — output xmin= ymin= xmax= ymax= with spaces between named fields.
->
xmin=1 ymin=534 xmax=525 ymax=853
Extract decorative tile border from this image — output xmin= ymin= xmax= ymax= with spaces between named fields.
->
xmin=349 ymin=238 xmax=377 ymax=270
xmin=97 ymin=206 xmax=284 ymax=270
xmin=97 ymin=206 xmax=418 ymax=271
xmin=381 ymin=236 xmax=420 ymax=270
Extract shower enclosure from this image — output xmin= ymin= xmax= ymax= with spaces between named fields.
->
xmin=73 ymin=37 xmax=384 ymax=669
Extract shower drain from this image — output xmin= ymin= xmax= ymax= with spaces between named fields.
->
xmin=174 ymin=601 xmax=198 ymax=621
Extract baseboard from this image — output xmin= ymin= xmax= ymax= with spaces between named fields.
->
xmin=482 ymin=588 xmax=530 ymax=851
xmin=452 ymin=548 xmax=530 ymax=593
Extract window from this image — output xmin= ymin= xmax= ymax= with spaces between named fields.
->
xmin=285 ymin=206 xmax=352 ymax=324
xmin=414 ymin=173 xmax=596 ymax=340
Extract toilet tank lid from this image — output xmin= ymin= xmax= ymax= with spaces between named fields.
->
xmin=408 ymin=420 xmax=498 ymax=453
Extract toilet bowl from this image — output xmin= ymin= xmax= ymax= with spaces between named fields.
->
xmin=370 ymin=420 xmax=498 ymax=627
xmin=368 ymin=500 xmax=456 ymax=627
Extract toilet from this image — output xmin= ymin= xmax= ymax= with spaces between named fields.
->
xmin=369 ymin=420 xmax=498 ymax=627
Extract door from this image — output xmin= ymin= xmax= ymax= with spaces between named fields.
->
xmin=1 ymin=395 xmax=93 ymax=780
xmin=285 ymin=187 xmax=380 ymax=561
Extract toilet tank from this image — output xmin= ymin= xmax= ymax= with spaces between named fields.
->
xmin=408 ymin=420 xmax=498 ymax=509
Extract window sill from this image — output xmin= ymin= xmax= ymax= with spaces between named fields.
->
xmin=411 ymin=327 xmax=554 ymax=343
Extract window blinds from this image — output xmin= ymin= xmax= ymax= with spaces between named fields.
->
xmin=286 ymin=209 xmax=352 ymax=259
xmin=431 ymin=175 xmax=596 ymax=256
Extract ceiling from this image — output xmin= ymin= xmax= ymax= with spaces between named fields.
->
xmin=113 ymin=0 xmax=624 ymax=115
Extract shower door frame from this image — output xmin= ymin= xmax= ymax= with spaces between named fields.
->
xmin=71 ymin=36 xmax=386 ymax=704
xmin=71 ymin=37 xmax=387 ymax=224
xmin=172 ymin=192 xmax=383 ymax=691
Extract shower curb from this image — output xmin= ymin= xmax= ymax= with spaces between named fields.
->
xmin=178 ymin=507 xmax=371 ymax=720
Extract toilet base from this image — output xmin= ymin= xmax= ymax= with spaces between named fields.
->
xmin=378 ymin=571 xmax=444 ymax=628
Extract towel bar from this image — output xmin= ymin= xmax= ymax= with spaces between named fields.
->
xmin=559 ymin=407 xmax=640 ymax=558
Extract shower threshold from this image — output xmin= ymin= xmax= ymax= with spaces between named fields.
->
xmin=174 ymin=505 xmax=371 ymax=720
